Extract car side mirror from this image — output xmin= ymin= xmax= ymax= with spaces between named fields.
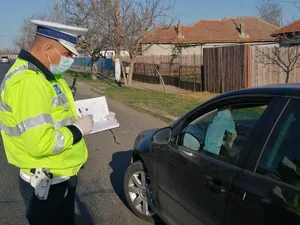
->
xmin=152 ymin=127 xmax=173 ymax=145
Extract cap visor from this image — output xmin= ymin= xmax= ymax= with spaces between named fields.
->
xmin=59 ymin=41 xmax=79 ymax=56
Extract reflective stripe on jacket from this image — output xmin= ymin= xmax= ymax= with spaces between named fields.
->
xmin=0 ymin=51 xmax=88 ymax=177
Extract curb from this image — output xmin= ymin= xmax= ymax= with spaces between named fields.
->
xmin=90 ymin=87 xmax=105 ymax=95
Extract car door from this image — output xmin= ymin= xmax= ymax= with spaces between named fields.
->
xmin=225 ymin=97 xmax=300 ymax=225
xmin=156 ymin=96 xmax=277 ymax=225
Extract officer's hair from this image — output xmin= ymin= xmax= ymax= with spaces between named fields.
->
xmin=31 ymin=35 xmax=59 ymax=52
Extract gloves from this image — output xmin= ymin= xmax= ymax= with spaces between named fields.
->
xmin=74 ymin=115 xmax=94 ymax=136
xmin=105 ymin=112 xmax=116 ymax=121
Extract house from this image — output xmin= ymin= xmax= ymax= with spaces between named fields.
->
xmin=271 ymin=20 xmax=300 ymax=45
xmin=141 ymin=17 xmax=279 ymax=56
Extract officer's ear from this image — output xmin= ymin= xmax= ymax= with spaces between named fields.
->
xmin=44 ymin=44 xmax=55 ymax=58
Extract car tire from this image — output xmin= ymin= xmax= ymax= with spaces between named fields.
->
xmin=124 ymin=161 xmax=161 ymax=223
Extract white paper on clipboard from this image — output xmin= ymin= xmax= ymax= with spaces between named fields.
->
xmin=75 ymin=96 xmax=120 ymax=134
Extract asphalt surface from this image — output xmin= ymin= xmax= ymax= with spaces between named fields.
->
xmin=0 ymin=61 xmax=168 ymax=225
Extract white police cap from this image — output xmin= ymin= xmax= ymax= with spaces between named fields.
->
xmin=31 ymin=20 xmax=88 ymax=56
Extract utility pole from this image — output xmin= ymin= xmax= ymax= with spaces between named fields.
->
xmin=240 ymin=7 xmax=244 ymax=37
xmin=114 ymin=0 xmax=122 ymax=85
xmin=55 ymin=0 xmax=60 ymax=23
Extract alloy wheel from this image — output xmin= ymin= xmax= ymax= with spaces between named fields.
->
xmin=127 ymin=171 xmax=156 ymax=216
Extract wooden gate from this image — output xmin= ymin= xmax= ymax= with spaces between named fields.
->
xmin=203 ymin=45 xmax=249 ymax=93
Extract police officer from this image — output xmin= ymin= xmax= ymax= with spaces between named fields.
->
xmin=0 ymin=20 xmax=94 ymax=225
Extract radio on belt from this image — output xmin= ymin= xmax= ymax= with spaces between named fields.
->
xmin=29 ymin=168 xmax=53 ymax=200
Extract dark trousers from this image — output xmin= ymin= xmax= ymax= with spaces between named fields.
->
xmin=18 ymin=175 xmax=78 ymax=225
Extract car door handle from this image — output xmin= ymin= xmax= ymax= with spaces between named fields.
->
xmin=207 ymin=178 xmax=226 ymax=194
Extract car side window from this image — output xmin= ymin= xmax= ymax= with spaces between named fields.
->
xmin=178 ymin=103 xmax=268 ymax=165
xmin=256 ymin=99 xmax=300 ymax=188
xmin=179 ymin=109 xmax=218 ymax=151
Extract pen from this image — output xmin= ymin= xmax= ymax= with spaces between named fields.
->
xmin=78 ymin=108 xmax=82 ymax=117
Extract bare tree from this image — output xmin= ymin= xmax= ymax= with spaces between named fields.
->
xmin=13 ymin=19 xmax=35 ymax=51
xmin=59 ymin=0 xmax=175 ymax=86
xmin=256 ymin=44 xmax=300 ymax=83
xmin=108 ymin=0 xmax=175 ymax=86
xmin=61 ymin=0 xmax=113 ymax=80
xmin=0 ymin=48 xmax=18 ymax=55
xmin=14 ymin=10 xmax=55 ymax=51
xmin=256 ymin=0 xmax=283 ymax=27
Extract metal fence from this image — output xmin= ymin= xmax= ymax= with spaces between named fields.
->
xmin=122 ymin=45 xmax=300 ymax=93
xmin=121 ymin=54 xmax=203 ymax=92
xmin=71 ymin=57 xmax=115 ymax=74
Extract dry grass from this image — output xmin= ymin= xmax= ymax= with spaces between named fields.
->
xmin=104 ymin=87 xmax=217 ymax=117
xmin=179 ymin=91 xmax=219 ymax=102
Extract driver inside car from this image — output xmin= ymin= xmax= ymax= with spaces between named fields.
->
xmin=204 ymin=108 xmax=238 ymax=157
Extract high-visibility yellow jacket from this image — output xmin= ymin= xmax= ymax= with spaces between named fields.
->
xmin=0 ymin=50 xmax=88 ymax=177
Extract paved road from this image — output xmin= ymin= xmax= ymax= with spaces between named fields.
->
xmin=0 ymin=61 xmax=168 ymax=224
xmin=0 ymin=61 xmax=13 ymax=82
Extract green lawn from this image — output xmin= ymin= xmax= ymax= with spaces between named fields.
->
xmin=65 ymin=71 xmax=219 ymax=119
xmin=103 ymin=85 xmax=267 ymax=122
xmin=104 ymin=87 xmax=205 ymax=117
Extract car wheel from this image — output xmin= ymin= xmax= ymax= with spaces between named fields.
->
xmin=124 ymin=161 xmax=158 ymax=223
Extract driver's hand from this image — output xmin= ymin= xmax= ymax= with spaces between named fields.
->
xmin=223 ymin=131 xmax=237 ymax=149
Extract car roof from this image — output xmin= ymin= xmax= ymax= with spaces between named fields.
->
xmin=206 ymin=83 xmax=300 ymax=103
xmin=214 ymin=83 xmax=300 ymax=100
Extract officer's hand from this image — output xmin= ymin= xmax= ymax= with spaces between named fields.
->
xmin=74 ymin=115 xmax=94 ymax=136
xmin=105 ymin=112 xmax=116 ymax=121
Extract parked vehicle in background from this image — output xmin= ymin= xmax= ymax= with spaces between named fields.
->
xmin=124 ymin=83 xmax=300 ymax=225
xmin=1 ymin=56 xmax=9 ymax=63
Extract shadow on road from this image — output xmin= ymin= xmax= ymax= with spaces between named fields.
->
xmin=109 ymin=150 xmax=132 ymax=207
xmin=75 ymin=193 xmax=95 ymax=225
xmin=110 ymin=150 xmax=166 ymax=225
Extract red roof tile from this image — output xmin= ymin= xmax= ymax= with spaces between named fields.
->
xmin=272 ymin=20 xmax=300 ymax=36
xmin=142 ymin=17 xmax=278 ymax=44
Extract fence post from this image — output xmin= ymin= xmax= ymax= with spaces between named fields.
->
xmin=179 ymin=56 xmax=181 ymax=88
xmin=156 ymin=65 xmax=167 ymax=92
xmin=201 ymin=64 xmax=204 ymax=92
xmin=245 ymin=45 xmax=250 ymax=89
xmin=143 ymin=63 xmax=147 ymax=83
xmin=156 ymin=64 xmax=160 ymax=84
xmin=241 ymin=45 xmax=244 ymax=89
xmin=194 ymin=53 xmax=196 ymax=92
xmin=221 ymin=47 xmax=225 ymax=93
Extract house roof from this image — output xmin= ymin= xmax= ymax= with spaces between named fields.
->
xmin=272 ymin=20 xmax=300 ymax=36
xmin=142 ymin=17 xmax=279 ymax=44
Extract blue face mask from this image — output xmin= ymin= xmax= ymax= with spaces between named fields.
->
xmin=48 ymin=47 xmax=74 ymax=75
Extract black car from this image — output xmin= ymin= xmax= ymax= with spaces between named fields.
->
xmin=123 ymin=84 xmax=300 ymax=225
